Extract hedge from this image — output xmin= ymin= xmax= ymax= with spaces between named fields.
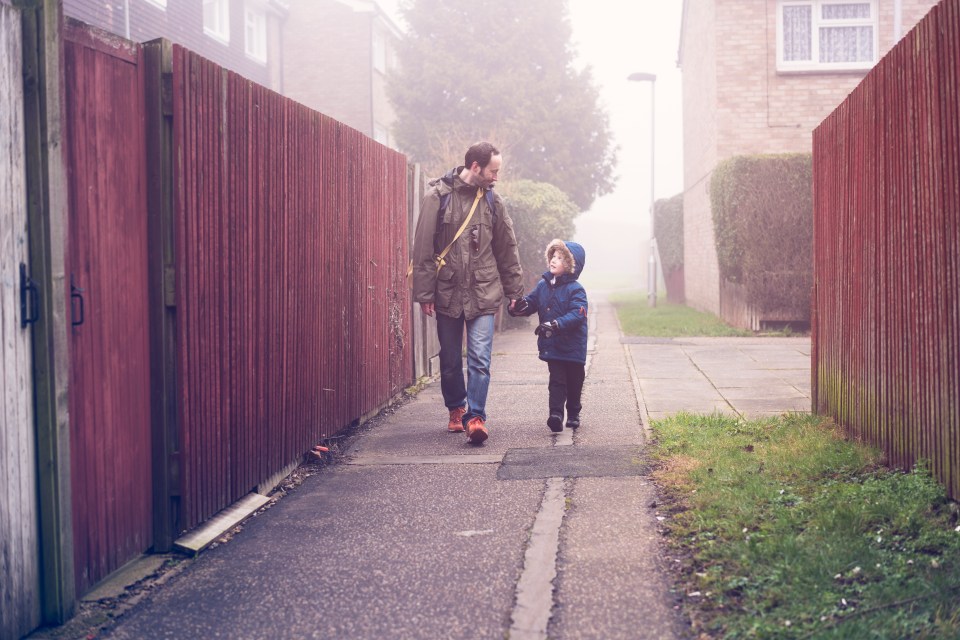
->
xmin=654 ymin=192 xmax=684 ymax=273
xmin=501 ymin=178 xmax=579 ymax=292
xmin=710 ymin=153 xmax=812 ymax=318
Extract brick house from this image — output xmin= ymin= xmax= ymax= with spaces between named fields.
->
xmin=678 ymin=0 xmax=939 ymax=323
xmin=62 ymin=0 xmax=287 ymax=90
xmin=281 ymin=0 xmax=400 ymax=147
xmin=60 ymin=0 xmax=401 ymax=144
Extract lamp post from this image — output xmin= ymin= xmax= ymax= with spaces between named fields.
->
xmin=628 ymin=72 xmax=657 ymax=307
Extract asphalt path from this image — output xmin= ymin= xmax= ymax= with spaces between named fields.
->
xmin=101 ymin=296 xmax=810 ymax=640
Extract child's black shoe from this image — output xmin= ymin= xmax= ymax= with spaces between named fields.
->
xmin=547 ymin=413 xmax=564 ymax=432
xmin=566 ymin=415 xmax=580 ymax=429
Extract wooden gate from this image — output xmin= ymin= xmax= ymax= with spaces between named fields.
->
xmin=0 ymin=5 xmax=42 ymax=637
xmin=62 ymin=21 xmax=153 ymax=595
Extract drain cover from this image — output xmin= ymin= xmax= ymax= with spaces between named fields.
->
xmin=497 ymin=445 xmax=649 ymax=480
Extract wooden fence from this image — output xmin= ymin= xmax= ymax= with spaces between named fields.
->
xmin=4 ymin=15 xmax=415 ymax=631
xmin=812 ymin=0 xmax=959 ymax=500
xmin=156 ymin=44 xmax=412 ymax=534
xmin=0 ymin=4 xmax=42 ymax=639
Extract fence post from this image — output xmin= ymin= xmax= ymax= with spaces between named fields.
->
xmin=20 ymin=0 xmax=76 ymax=624
xmin=407 ymin=163 xmax=439 ymax=379
xmin=810 ymin=281 xmax=818 ymax=413
xmin=408 ymin=162 xmax=422 ymax=378
xmin=142 ymin=37 xmax=180 ymax=552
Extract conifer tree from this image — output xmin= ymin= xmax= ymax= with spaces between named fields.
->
xmin=389 ymin=0 xmax=616 ymax=211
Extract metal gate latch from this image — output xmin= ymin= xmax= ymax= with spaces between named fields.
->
xmin=20 ymin=263 xmax=39 ymax=328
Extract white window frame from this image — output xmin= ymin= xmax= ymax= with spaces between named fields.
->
xmin=372 ymin=29 xmax=387 ymax=74
xmin=144 ymin=0 xmax=167 ymax=9
xmin=203 ymin=0 xmax=230 ymax=44
xmin=244 ymin=5 xmax=267 ymax=64
xmin=776 ymin=0 xmax=879 ymax=72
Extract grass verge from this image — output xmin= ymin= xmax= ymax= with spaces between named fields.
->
xmin=609 ymin=292 xmax=751 ymax=337
xmin=649 ymin=412 xmax=960 ymax=639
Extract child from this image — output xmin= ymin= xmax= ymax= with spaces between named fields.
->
xmin=511 ymin=239 xmax=588 ymax=432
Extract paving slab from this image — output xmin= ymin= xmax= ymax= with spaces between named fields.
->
xmin=627 ymin=335 xmax=811 ymax=421
xmin=720 ymin=384 xmax=807 ymax=400
xmin=552 ymin=476 xmax=687 ymax=640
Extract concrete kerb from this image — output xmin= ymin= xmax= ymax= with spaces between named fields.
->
xmin=612 ymin=298 xmax=654 ymax=440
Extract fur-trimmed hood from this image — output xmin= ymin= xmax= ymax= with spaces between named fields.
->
xmin=545 ymin=239 xmax=586 ymax=282
xmin=517 ymin=239 xmax=589 ymax=364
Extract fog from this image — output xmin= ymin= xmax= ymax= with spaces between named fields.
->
xmin=567 ymin=1 xmax=684 ymax=293
xmin=67 ymin=0 xmax=684 ymax=295
xmin=380 ymin=0 xmax=684 ymax=292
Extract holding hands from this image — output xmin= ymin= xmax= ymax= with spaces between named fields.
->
xmin=508 ymin=297 xmax=530 ymax=317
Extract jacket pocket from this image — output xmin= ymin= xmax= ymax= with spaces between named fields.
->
xmin=473 ymin=265 xmax=503 ymax=311
xmin=435 ymin=263 xmax=457 ymax=309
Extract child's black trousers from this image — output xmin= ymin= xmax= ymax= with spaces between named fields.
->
xmin=547 ymin=360 xmax=585 ymax=418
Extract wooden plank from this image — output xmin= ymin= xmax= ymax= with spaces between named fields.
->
xmin=173 ymin=492 xmax=270 ymax=556
xmin=0 ymin=5 xmax=42 ymax=639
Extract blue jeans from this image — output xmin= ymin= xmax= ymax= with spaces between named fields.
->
xmin=436 ymin=312 xmax=495 ymax=425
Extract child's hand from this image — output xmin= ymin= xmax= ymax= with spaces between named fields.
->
xmin=508 ymin=298 xmax=530 ymax=316
xmin=534 ymin=320 xmax=558 ymax=337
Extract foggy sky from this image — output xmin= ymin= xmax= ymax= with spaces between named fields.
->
xmin=379 ymin=0 xmax=684 ymax=289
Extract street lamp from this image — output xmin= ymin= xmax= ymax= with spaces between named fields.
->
xmin=628 ymin=72 xmax=657 ymax=307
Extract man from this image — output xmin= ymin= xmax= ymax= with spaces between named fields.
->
xmin=411 ymin=142 xmax=523 ymax=444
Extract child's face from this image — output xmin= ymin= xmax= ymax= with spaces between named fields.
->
xmin=548 ymin=252 xmax=565 ymax=276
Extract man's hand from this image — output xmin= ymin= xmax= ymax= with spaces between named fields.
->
xmin=507 ymin=298 xmax=529 ymax=317
xmin=420 ymin=302 xmax=435 ymax=317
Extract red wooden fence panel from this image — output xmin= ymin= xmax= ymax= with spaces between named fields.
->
xmin=169 ymin=46 xmax=411 ymax=531
xmin=812 ymin=0 xmax=960 ymax=500
xmin=62 ymin=21 xmax=153 ymax=594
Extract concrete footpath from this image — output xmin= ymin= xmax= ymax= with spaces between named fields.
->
xmin=94 ymin=295 xmax=810 ymax=640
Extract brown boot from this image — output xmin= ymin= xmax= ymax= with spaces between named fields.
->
xmin=447 ymin=406 xmax=467 ymax=432
xmin=466 ymin=416 xmax=488 ymax=444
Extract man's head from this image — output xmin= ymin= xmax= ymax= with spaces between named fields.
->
xmin=463 ymin=142 xmax=501 ymax=189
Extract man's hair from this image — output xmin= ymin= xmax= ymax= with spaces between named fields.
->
xmin=464 ymin=142 xmax=500 ymax=170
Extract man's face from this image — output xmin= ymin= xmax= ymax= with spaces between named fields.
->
xmin=471 ymin=153 xmax=502 ymax=189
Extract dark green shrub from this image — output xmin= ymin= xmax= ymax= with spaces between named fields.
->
xmin=501 ymin=179 xmax=580 ymax=327
xmin=502 ymin=179 xmax=580 ymax=292
xmin=710 ymin=153 xmax=812 ymax=317
xmin=654 ymin=193 xmax=683 ymax=273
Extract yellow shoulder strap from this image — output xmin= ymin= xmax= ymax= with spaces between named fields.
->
xmin=434 ymin=187 xmax=484 ymax=271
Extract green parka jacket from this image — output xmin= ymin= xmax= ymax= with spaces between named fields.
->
xmin=411 ymin=168 xmax=523 ymax=320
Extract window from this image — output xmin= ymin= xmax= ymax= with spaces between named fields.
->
xmin=203 ymin=0 xmax=230 ymax=44
xmin=144 ymin=0 xmax=167 ymax=8
xmin=245 ymin=6 xmax=267 ymax=63
xmin=372 ymin=29 xmax=387 ymax=74
xmin=777 ymin=1 xmax=877 ymax=71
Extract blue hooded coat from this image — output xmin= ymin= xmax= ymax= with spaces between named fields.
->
xmin=517 ymin=240 xmax=588 ymax=364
